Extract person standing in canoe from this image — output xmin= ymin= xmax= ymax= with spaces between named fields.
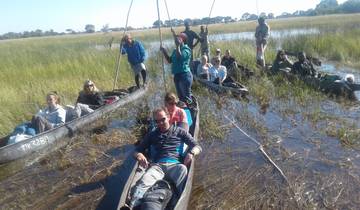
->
xmin=182 ymin=21 xmax=201 ymax=61
xmin=127 ymin=107 xmax=201 ymax=208
xmin=160 ymin=29 xmax=194 ymax=105
xmin=121 ymin=33 xmax=147 ymax=88
xmin=255 ymin=16 xmax=270 ymax=67
xmin=199 ymin=25 xmax=210 ymax=59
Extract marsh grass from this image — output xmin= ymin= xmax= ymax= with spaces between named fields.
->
xmin=0 ymin=34 xmax=162 ymax=135
xmin=281 ymin=29 xmax=360 ymax=68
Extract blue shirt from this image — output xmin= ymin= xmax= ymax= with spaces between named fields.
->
xmin=135 ymin=125 xmax=199 ymax=163
xmin=170 ymin=45 xmax=191 ymax=75
xmin=121 ymin=40 xmax=146 ymax=65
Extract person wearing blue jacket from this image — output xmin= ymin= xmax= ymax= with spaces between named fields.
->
xmin=121 ymin=33 xmax=147 ymax=88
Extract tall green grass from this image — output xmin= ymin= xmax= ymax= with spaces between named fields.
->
xmin=0 ymin=35 xmax=139 ymax=135
xmin=281 ymin=29 xmax=360 ymax=68
xmin=1 ymin=13 xmax=360 ymax=135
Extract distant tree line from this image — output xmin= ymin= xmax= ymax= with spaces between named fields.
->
xmin=1 ymin=0 xmax=359 ymax=40
xmin=242 ymin=0 xmax=360 ymax=20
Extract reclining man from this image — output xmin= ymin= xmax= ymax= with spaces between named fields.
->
xmin=127 ymin=107 xmax=202 ymax=208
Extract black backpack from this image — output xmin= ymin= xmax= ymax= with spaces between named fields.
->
xmin=141 ymin=180 xmax=173 ymax=210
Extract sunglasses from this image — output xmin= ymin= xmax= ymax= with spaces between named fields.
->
xmin=155 ymin=117 xmax=166 ymax=124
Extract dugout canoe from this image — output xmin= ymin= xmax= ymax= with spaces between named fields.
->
xmin=194 ymin=75 xmax=249 ymax=98
xmin=267 ymin=66 xmax=360 ymax=100
xmin=117 ymin=96 xmax=200 ymax=210
xmin=0 ymin=85 xmax=148 ymax=164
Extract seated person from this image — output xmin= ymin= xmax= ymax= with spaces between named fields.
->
xmin=210 ymin=48 xmax=221 ymax=65
xmin=196 ymin=55 xmax=212 ymax=80
xmin=209 ymin=57 xmax=233 ymax=84
xmin=73 ymin=80 xmax=105 ymax=118
xmin=271 ymin=50 xmax=293 ymax=72
xmin=164 ymin=92 xmax=189 ymax=131
xmin=10 ymin=91 xmax=66 ymax=143
xmin=127 ymin=108 xmax=201 ymax=208
xmin=291 ymin=52 xmax=316 ymax=77
xmin=31 ymin=91 xmax=66 ymax=134
xmin=343 ymin=74 xmax=355 ymax=84
xmin=221 ymin=49 xmax=237 ymax=70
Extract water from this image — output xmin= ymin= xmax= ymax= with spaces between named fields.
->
xmin=2 ymin=28 xmax=360 ymax=209
xmin=95 ymin=28 xmax=320 ymax=55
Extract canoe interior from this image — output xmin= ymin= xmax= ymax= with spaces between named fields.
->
xmin=117 ymin=97 xmax=199 ymax=210
xmin=0 ymin=86 xmax=148 ymax=164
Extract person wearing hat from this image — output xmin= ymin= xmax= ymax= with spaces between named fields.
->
xmin=160 ymin=28 xmax=193 ymax=105
xmin=255 ymin=16 xmax=270 ymax=67
xmin=121 ymin=33 xmax=147 ymax=88
xmin=182 ymin=21 xmax=200 ymax=60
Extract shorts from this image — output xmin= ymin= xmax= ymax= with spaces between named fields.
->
xmin=131 ymin=63 xmax=146 ymax=75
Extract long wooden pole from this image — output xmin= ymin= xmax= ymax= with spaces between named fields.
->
xmin=157 ymin=0 xmax=167 ymax=91
xmin=113 ymin=0 xmax=134 ymax=91
xmin=206 ymin=0 xmax=216 ymax=28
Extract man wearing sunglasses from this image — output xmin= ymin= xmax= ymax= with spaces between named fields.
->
xmin=127 ymin=107 xmax=201 ymax=208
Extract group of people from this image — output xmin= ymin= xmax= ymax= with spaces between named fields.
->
xmin=8 ymin=80 xmax=111 ymax=144
xmin=197 ymin=48 xmax=239 ymax=86
xmin=271 ymin=50 xmax=317 ymax=77
xmin=126 ymin=92 xmax=201 ymax=209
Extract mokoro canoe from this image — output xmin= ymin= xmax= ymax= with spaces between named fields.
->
xmin=267 ymin=66 xmax=360 ymax=99
xmin=117 ymin=96 xmax=200 ymax=210
xmin=0 ymin=85 xmax=148 ymax=164
xmin=194 ymin=75 xmax=249 ymax=98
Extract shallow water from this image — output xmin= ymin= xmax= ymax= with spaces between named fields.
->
xmin=2 ymin=28 xmax=360 ymax=209
xmin=319 ymin=62 xmax=360 ymax=99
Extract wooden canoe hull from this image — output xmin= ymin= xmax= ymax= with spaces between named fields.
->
xmin=117 ymin=96 xmax=200 ymax=210
xmin=0 ymin=86 xmax=148 ymax=164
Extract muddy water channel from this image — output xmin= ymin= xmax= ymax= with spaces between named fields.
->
xmin=1 ymin=76 xmax=360 ymax=209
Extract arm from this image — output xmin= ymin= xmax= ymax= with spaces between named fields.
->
xmin=53 ymin=107 xmax=66 ymax=127
xmin=95 ymin=92 xmax=105 ymax=106
xmin=160 ymin=46 xmax=171 ymax=63
xmin=179 ymin=128 xmax=202 ymax=166
xmin=120 ymin=43 xmax=127 ymax=55
xmin=221 ymin=66 xmax=227 ymax=82
xmin=177 ymin=109 xmax=189 ymax=131
xmin=138 ymin=41 xmax=146 ymax=62
xmin=264 ymin=24 xmax=270 ymax=40
xmin=193 ymin=31 xmax=200 ymax=47
xmin=134 ymin=133 xmax=152 ymax=168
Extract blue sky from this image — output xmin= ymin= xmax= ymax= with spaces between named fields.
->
xmin=0 ymin=0 xmax=347 ymax=34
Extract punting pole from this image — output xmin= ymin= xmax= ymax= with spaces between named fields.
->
xmin=157 ymin=0 xmax=167 ymax=91
xmin=113 ymin=0 xmax=134 ymax=91
xmin=206 ymin=0 xmax=216 ymax=28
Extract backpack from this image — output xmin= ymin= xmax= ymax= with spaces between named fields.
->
xmin=141 ymin=180 xmax=173 ymax=210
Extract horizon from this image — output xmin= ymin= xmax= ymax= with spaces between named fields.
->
xmin=1 ymin=0 xmax=347 ymax=35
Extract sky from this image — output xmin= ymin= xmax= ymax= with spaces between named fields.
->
xmin=0 ymin=0 xmax=348 ymax=34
